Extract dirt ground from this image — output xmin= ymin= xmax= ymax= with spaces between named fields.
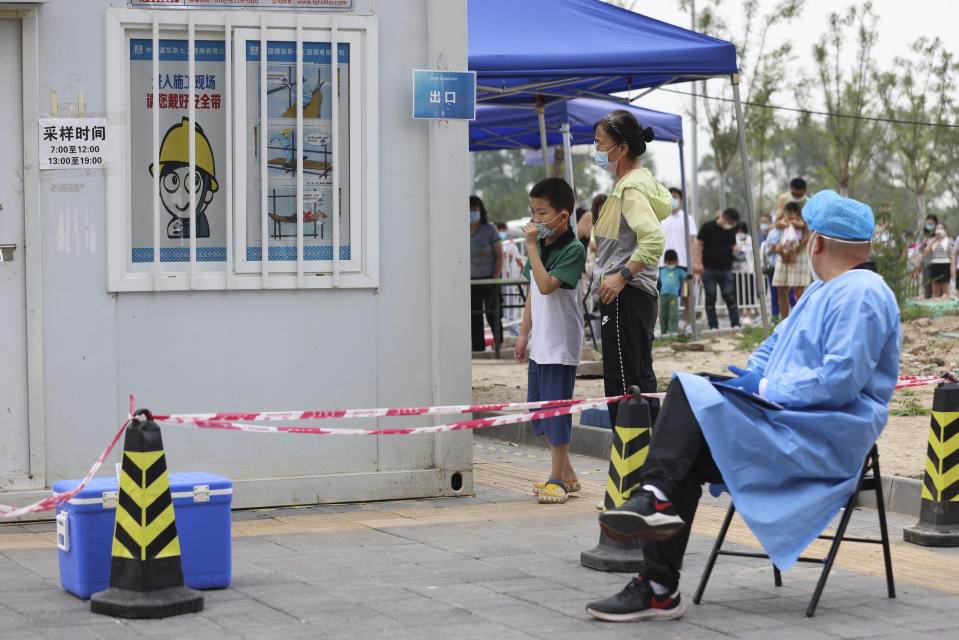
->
xmin=472 ymin=314 xmax=959 ymax=479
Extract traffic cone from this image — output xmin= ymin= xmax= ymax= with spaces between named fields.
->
xmin=904 ymin=382 xmax=959 ymax=546
xmin=581 ymin=386 xmax=651 ymax=572
xmin=90 ymin=410 xmax=204 ymax=618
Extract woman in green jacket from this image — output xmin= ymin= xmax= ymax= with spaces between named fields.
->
xmin=590 ymin=110 xmax=671 ymax=424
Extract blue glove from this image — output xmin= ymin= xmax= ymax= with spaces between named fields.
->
xmin=724 ymin=365 xmax=762 ymax=395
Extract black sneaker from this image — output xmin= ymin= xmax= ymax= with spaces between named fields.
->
xmin=598 ymin=489 xmax=685 ymax=541
xmin=586 ymin=576 xmax=687 ymax=622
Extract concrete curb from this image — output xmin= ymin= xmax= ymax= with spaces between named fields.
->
xmin=475 ymin=415 xmax=924 ymax=517
xmin=856 ymin=474 xmax=923 ymax=519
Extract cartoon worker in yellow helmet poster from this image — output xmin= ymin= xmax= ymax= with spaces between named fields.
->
xmin=149 ymin=117 xmax=219 ymax=239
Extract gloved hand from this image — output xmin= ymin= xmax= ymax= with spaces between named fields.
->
xmin=725 ymin=365 xmax=762 ymax=395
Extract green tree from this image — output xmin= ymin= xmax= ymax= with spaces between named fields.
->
xmin=811 ymin=2 xmax=885 ymax=197
xmin=470 ymin=147 xmax=619 ymax=220
xmin=680 ymin=0 xmax=803 ymax=216
xmin=876 ymin=37 xmax=957 ymax=228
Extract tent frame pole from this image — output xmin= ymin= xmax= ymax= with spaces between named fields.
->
xmin=561 ymin=122 xmax=576 ymax=227
xmin=677 ymin=140 xmax=697 ymax=340
xmin=536 ymin=102 xmax=550 ymax=175
xmin=731 ymin=75 xmax=770 ymax=337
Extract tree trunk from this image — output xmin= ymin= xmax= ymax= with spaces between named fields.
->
xmin=717 ymin=169 xmax=727 ymax=212
xmin=916 ymin=193 xmax=927 ymax=227
xmin=551 ymin=146 xmax=564 ymax=179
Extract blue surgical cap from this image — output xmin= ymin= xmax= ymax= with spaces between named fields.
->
xmin=802 ymin=190 xmax=874 ymax=240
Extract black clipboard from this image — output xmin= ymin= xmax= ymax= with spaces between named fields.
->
xmin=696 ymin=372 xmax=784 ymax=411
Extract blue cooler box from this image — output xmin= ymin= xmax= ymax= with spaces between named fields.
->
xmin=53 ymin=471 xmax=232 ymax=599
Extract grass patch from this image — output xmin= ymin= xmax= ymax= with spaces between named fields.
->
xmin=653 ymin=332 xmax=692 ymax=348
xmin=656 ymin=376 xmax=672 ymax=392
xmin=888 ymin=397 xmax=931 ymax=417
xmin=900 ymin=305 xmax=936 ymax=323
xmin=734 ymin=324 xmax=770 ymax=351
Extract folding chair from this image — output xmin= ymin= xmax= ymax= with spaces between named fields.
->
xmin=693 ymin=444 xmax=895 ymax=617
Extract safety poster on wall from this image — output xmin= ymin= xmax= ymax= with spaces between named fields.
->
xmin=129 ymin=39 xmax=228 ymax=264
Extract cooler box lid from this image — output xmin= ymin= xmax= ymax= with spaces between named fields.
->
xmin=53 ymin=472 xmax=232 ymax=512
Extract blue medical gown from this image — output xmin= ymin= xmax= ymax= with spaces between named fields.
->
xmin=675 ymin=268 xmax=901 ymax=569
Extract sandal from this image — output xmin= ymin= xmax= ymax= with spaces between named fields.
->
xmin=533 ymin=479 xmax=581 ymax=494
xmin=538 ymin=479 xmax=569 ymax=504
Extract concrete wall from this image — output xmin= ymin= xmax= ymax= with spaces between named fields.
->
xmin=13 ymin=0 xmax=471 ymax=510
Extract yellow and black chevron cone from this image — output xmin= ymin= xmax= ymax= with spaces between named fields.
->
xmin=604 ymin=391 xmax=652 ymax=510
xmin=90 ymin=410 xmax=204 ymax=618
xmin=904 ymin=382 xmax=959 ymax=547
xmin=581 ymin=386 xmax=650 ymax=572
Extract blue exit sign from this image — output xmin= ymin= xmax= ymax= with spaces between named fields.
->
xmin=412 ymin=70 xmax=476 ymax=120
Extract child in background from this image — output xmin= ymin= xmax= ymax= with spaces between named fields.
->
xmin=657 ymin=250 xmax=687 ymax=335
xmin=770 ymin=201 xmax=811 ymax=318
xmin=514 ymin=178 xmax=587 ymax=504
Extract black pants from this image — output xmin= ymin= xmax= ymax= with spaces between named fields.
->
xmin=600 ymin=286 xmax=660 ymax=425
xmin=639 ymin=378 xmax=724 ymax=591
xmin=471 ymin=283 xmax=501 ymax=351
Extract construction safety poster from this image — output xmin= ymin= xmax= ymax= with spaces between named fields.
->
xmin=244 ymin=40 xmax=350 ymax=263
xmin=129 ymin=39 xmax=228 ymax=264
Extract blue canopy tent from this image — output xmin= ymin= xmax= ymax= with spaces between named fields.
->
xmin=468 ymin=0 xmax=737 ymax=105
xmin=469 ymin=98 xmax=683 ymax=151
xmin=468 ymin=0 xmax=769 ymax=336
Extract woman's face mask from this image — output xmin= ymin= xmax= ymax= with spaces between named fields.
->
xmin=760 ymin=222 xmax=770 ymax=232
xmin=499 ymin=231 xmax=508 ymax=240
xmin=469 ymin=209 xmax=481 ymax=224
xmin=593 ymin=142 xmax=622 ymax=172
xmin=936 ymin=227 xmax=946 ymax=237
xmin=926 ymin=224 xmax=936 ymax=232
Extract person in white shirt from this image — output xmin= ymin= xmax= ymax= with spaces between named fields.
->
xmin=733 ymin=222 xmax=756 ymax=320
xmin=661 ymin=188 xmax=699 ymax=327
xmin=496 ymin=221 xmax=525 ymax=336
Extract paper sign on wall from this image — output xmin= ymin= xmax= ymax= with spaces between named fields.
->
xmin=130 ymin=0 xmax=354 ymax=8
xmin=39 ymin=118 xmax=108 ymax=169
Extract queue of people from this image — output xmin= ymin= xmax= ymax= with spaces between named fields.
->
xmin=914 ymin=214 xmax=956 ymax=299
xmin=466 ymin=138 xmax=904 ymax=625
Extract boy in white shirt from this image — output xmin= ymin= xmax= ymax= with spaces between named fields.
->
xmin=514 ymin=178 xmax=587 ymax=504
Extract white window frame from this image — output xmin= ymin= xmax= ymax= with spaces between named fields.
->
xmin=104 ymin=8 xmax=379 ymax=291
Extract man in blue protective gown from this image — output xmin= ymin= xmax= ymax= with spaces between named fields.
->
xmin=586 ymin=190 xmax=901 ymax=623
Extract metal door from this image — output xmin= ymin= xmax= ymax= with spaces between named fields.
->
xmin=0 ymin=18 xmax=28 ymax=480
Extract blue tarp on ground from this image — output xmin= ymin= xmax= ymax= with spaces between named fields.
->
xmin=468 ymin=0 xmax=738 ymax=104
xmin=469 ymin=98 xmax=682 ymax=151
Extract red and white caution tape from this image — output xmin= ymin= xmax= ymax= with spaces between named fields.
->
xmin=895 ymin=374 xmax=957 ymax=389
xmin=4 ymin=373 xmax=953 ymax=519
xmin=149 ymin=394 xmax=658 ymax=424
xmin=0 ymin=419 xmax=130 ymax=519
xmin=155 ymin=396 xmax=630 ymax=437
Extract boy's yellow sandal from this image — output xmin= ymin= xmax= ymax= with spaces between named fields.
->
xmin=537 ymin=479 xmax=571 ymax=504
xmin=533 ymin=479 xmax=581 ymax=494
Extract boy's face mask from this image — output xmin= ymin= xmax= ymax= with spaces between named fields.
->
xmin=671 ymin=197 xmax=680 ymax=210
xmin=499 ymin=231 xmax=508 ymax=240
xmin=535 ymin=213 xmax=563 ymax=239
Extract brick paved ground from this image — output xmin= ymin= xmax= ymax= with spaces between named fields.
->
xmin=0 ymin=438 xmax=956 ymax=639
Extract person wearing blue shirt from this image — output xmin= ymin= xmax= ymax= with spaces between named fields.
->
xmin=657 ymin=249 xmax=687 ymax=335
xmin=587 ymin=190 xmax=901 ymax=623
